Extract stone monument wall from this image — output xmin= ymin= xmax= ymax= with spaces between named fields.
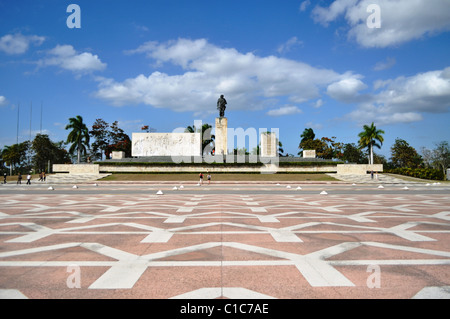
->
xmin=132 ymin=133 xmax=201 ymax=157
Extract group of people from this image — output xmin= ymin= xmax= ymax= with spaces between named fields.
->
xmin=2 ymin=171 xmax=46 ymax=185
xmin=370 ymin=170 xmax=379 ymax=180
xmin=198 ymin=172 xmax=212 ymax=185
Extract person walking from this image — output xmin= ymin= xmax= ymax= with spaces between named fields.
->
xmin=207 ymin=172 xmax=211 ymax=185
xmin=199 ymin=172 xmax=204 ymax=186
xmin=17 ymin=173 xmax=22 ymax=185
xmin=3 ymin=172 xmax=6 ymax=184
xmin=26 ymin=173 xmax=31 ymax=185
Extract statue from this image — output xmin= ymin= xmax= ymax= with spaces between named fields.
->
xmin=217 ymin=95 xmax=227 ymax=117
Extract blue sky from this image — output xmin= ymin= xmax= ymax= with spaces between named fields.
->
xmin=1 ymin=0 xmax=449 ymax=158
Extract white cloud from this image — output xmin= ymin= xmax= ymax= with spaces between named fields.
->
xmin=312 ymin=0 xmax=450 ymax=48
xmin=0 ymin=33 xmax=45 ymax=54
xmin=312 ymin=0 xmax=358 ymax=26
xmin=373 ymin=57 xmax=396 ymax=71
xmin=267 ymin=105 xmax=302 ymax=117
xmin=305 ymin=121 xmax=324 ymax=130
xmin=313 ymin=99 xmax=324 ymax=108
xmin=377 ymin=68 xmax=450 ymax=112
xmin=97 ymin=38 xmax=345 ymax=112
xmin=39 ymin=44 xmax=106 ymax=73
xmin=348 ymin=67 xmax=450 ymax=124
xmin=299 ymin=1 xmax=311 ymax=12
xmin=326 ymin=74 xmax=368 ymax=102
xmin=0 ymin=95 xmax=8 ymax=106
xmin=277 ymin=37 xmax=303 ymax=54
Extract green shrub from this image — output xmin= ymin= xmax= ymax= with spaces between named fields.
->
xmin=386 ymin=167 xmax=444 ymax=180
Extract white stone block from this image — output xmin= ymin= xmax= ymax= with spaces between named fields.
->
xmin=303 ymin=150 xmax=316 ymax=158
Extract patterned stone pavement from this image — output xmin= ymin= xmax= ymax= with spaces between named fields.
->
xmin=0 ymin=181 xmax=449 ymax=299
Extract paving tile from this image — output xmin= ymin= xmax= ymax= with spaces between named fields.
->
xmin=0 ymin=182 xmax=449 ymax=299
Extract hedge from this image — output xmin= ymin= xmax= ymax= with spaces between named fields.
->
xmin=96 ymin=161 xmax=264 ymax=167
xmin=96 ymin=161 xmax=342 ymax=167
xmin=385 ymin=167 xmax=444 ymax=181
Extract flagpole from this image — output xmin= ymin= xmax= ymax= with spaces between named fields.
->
xmin=16 ymin=102 xmax=20 ymax=145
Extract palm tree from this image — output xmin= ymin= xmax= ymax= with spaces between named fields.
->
xmin=358 ymin=122 xmax=385 ymax=165
xmin=185 ymin=123 xmax=215 ymax=155
xmin=300 ymin=128 xmax=315 ymax=144
xmin=65 ymin=115 xmax=90 ymax=164
xmin=298 ymin=128 xmax=316 ymax=156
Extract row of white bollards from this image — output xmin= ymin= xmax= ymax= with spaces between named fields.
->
xmin=45 ymin=181 xmax=440 ymax=193
xmin=47 ymin=183 xmax=98 ymax=191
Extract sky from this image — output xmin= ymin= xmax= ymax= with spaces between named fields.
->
xmin=0 ymin=0 xmax=449 ymax=158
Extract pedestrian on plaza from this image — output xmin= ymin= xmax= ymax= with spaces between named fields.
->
xmin=43 ymin=171 xmax=46 ymax=182
xmin=3 ymin=172 xmax=6 ymax=184
xmin=17 ymin=173 xmax=22 ymax=184
xmin=38 ymin=171 xmax=43 ymax=182
xmin=207 ymin=172 xmax=211 ymax=185
xmin=199 ymin=172 xmax=204 ymax=185
xmin=371 ymin=170 xmax=374 ymax=180
xmin=26 ymin=173 xmax=31 ymax=185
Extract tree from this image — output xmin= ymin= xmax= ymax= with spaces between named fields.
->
xmin=232 ymin=147 xmax=249 ymax=155
xmin=358 ymin=122 xmax=385 ymax=165
xmin=89 ymin=119 xmax=132 ymax=159
xmin=300 ymin=128 xmax=315 ymax=144
xmin=299 ymin=138 xmax=327 ymax=158
xmin=342 ymin=143 xmax=366 ymax=164
xmin=423 ymin=141 xmax=450 ymax=178
xmin=89 ymin=118 xmax=110 ymax=160
xmin=299 ymin=136 xmax=343 ymax=160
xmin=31 ymin=134 xmax=71 ymax=172
xmin=320 ymin=136 xmax=344 ymax=160
xmin=107 ymin=121 xmax=131 ymax=158
xmin=1 ymin=141 xmax=30 ymax=174
xmin=390 ymin=138 xmax=422 ymax=168
xmin=278 ymin=140 xmax=285 ymax=157
xmin=65 ymin=115 xmax=90 ymax=164
xmin=185 ymin=123 xmax=215 ymax=155
xmin=298 ymin=128 xmax=317 ymax=156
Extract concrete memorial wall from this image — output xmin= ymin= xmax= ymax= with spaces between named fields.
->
xmin=132 ymin=133 xmax=201 ymax=157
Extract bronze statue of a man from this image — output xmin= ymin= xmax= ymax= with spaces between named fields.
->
xmin=217 ymin=95 xmax=227 ymax=117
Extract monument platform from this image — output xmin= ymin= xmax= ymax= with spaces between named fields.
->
xmin=53 ymin=158 xmax=382 ymax=175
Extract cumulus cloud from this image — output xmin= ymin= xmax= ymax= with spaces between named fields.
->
xmin=0 ymin=33 xmax=45 ymax=54
xmin=267 ymin=105 xmax=302 ymax=117
xmin=97 ymin=38 xmax=345 ymax=112
xmin=348 ymin=67 xmax=450 ymax=124
xmin=312 ymin=0 xmax=450 ymax=48
xmin=39 ymin=44 xmax=106 ymax=73
xmin=326 ymin=74 xmax=369 ymax=103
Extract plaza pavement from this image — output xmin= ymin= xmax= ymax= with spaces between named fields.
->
xmin=0 ymin=175 xmax=449 ymax=300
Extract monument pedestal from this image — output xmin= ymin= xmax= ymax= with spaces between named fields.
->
xmin=215 ymin=117 xmax=228 ymax=156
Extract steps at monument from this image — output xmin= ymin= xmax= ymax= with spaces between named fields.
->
xmin=328 ymin=173 xmax=422 ymax=184
xmin=46 ymin=173 xmax=111 ymax=184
